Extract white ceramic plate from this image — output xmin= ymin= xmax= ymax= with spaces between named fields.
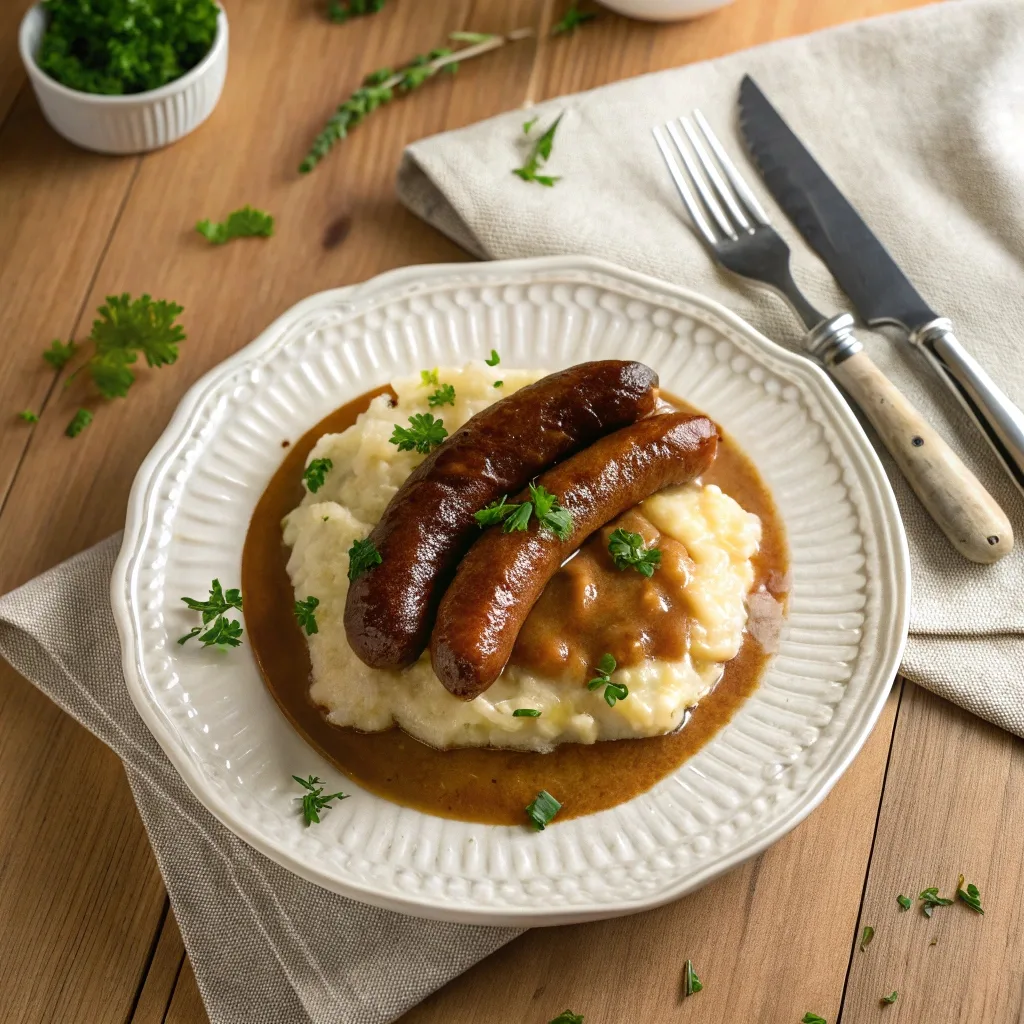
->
xmin=112 ymin=256 xmax=910 ymax=926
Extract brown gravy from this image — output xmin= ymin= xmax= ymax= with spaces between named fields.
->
xmin=242 ymin=387 xmax=788 ymax=826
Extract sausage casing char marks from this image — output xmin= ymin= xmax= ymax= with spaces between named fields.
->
xmin=430 ymin=412 xmax=719 ymax=699
xmin=344 ymin=361 xmax=659 ymax=669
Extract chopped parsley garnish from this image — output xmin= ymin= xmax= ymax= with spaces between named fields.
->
xmin=514 ymin=113 xmax=563 ymax=187
xmin=18 ymin=409 xmax=39 ymax=423
xmin=881 ymin=991 xmax=898 ymax=1005
xmin=485 ymin=349 xmax=501 ymax=366
xmin=896 ymin=894 xmax=912 ymax=911
xmin=196 ymin=206 xmax=274 ymax=245
xmin=420 ymin=368 xmax=439 ymax=387
xmin=956 ymin=875 xmax=984 ymax=914
xmin=292 ymin=774 xmax=348 ymax=825
xmin=802 ymin=1015 xmax=827 ymax=1024
xmin=522 ymin=118 xmax=538 ymax=134
xmin=390 ymin=412 xmax=448 ymax=454
xmin=493 ymin=380 xmax=503 ymax=388
xmin=474 ymin=485 xmax=573 ymax=539
xmin=178 ymin=579 xmax=244 ymax=648
xmin=347 ymin=537 xmax=382 ymax=581
xmin=303 ymin=457 xmax=333 ymax=493
xmin=552 ymin=2 xmax=597 ymax=35
xmin=504 ymin=501 xmax=534 ymax=532
xmin=294 ymin=596 xmax=320 ymax=635
xmin=608 ymin=528 xmax=661 ymax=577
xmin=474 ymin=495 xmax=519 ymax=528
xmin=327 ymin=0 xmax=387 ymax=23
xmin=512 ymin=708 xmax=541 ymax=718
xmin=529 ymin=482 xmax=574 ymax=540
xmin=587 ymin=653 xmax=628 ymax=707
xmin=65 ymin=408 xmax=93 ymax=437
xmin=43 ymin=338 xmax=77 ymax=370
xmin=427 ymin=383 xmax=456 ymax=407
xmin=684 ymin=959 xmax=702 ymax=996
xmin=918 ymin=887 xmax=954 ymax=918
xmin=548 ymin=1013 xmax=583 ymax=1024
xmin=525 ymin=789 xmax=561 ymax=830
xmin=859 ymin=925 xmax=874 ymax=951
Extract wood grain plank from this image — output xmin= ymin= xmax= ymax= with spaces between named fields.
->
xmin=840 ymin=682 xmax=1024 ymax=1022
xmin=130 ymin=902 xmax=186 ymax=1024
xmin=0 ymin=1 xmax=33 ymax=127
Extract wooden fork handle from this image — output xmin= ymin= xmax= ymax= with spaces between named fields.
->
xmin=830 ymin=349 xmax=1013 ymax=563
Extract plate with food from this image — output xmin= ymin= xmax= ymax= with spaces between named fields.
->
xmin=112 ymin=255 xmax=909 ymax=925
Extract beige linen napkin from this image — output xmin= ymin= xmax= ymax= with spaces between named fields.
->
xmin=399 ymin=0 xmax=1024 ymax=738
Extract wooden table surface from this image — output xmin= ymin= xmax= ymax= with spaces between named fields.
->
xmin=2 ymin=1 xmax=1022 ymax=1021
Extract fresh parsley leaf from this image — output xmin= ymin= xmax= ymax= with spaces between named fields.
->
xmin=182 ymin=579 xmax=243 ymax=623
xmin=802 ymin=1015 xmax=827 ymax=1024
xmin=294 ymin=596 xmax=320 ymax=635
xmin=514 ymin=113 xmax=563 ymax=187
xmin=427 ymin=383 xmax=456 ymax=407
xmin=525 ymin=789 xmax=561 ymax=830
xmin=485 ymin=349 xmax=501 ymax=366
xmin=18 ymin=409 xmax=39 ymax=423
xmin=587 ymin=653 xmax=628 ymax=706
xmin=552 ymin=2 xmax=598 ymax=35
xmin=596 ymin=652 xmax=616 ymax=675
xmin=196 ymin=206 xmax=274 ymax=245
xmin=292 ymin=774 xmax=348 ymax=825
xmin=881 ymin=991 xmax=898 ymax=1005
xmin=918 ymin=887 xmax=954 ymax=918
xmin=474 ymin=496 xmax=523 ymax=528
xmin=179 ymin=616 xmax=243 ymax=648
xmin=956 ymin=875 xmax=984 ymax=914
xmin=420 ymin=368 xmax=439 ymax=387
xmin=65 ymin=408 xmax=93 ymax=437
xmin=608 ymin=528 xmax=661 ymax=577
xmin=347 ymin=537 xmax=382 ymax=581
xmin=504 ymin=501 xmax=534 ymax=532
xmin=522 ymin=117 xmax=538 ymax=134
xmin=43 ymin=338 xmax=77 ymax=370
xmin=512 ymin=708 xmax=541 ymax=718
xmin=178 ymin=580 xmax=244 ymax=648
xmin=327 ymin=0 xmax=386 ymax=23
xmin=528 ymin=483 xmax=574 ymax=539
xmin=529 ymin=481 xmax=558 ymax=518
xmin=548 ymin=1013 xmax=584 ymax=1024
xmin=684 ymin=959 xmax=702 ymax=996
xmin=493 ymin=380 xmax=503 ymax=388
xmin=303 ymin=457 xmax=333 ymax=493
xmin=896 ymin=894 xmax=912 ymax=911
xmin=860 ymin=925 xmax=874 ymax=951
xmin=390 ymin=412 xmax=448 ymax=454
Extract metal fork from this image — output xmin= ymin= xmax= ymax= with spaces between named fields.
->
xmin=653 ymin=111 xmax=1013 ymax=564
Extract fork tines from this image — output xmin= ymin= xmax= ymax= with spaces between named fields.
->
xmin=653 ymin=111 xmax=772 ymax=246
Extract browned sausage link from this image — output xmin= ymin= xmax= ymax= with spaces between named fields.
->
xmin=430 ymin=413 xmax=719 ymax=698
xmin=344 ymin=361 xmax=659 ymax=669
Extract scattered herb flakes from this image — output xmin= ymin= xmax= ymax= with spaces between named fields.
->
xmin=896 ymin=894 xmax=912 ymax=911
xmin=347 ymin=537 xmax=382 ymax=581
xmin=196 ymin=206 xmax=274 ymax=245
xmin=327 ymin=0 xmax=386 ymax=23
xmin=474 ymin=485 xmax=572 ymax=538
xmin=390 ymin=412 xmax=448 ymax=454
xmin=956 ymin=875 xmax=984 ymax=914
xmin=548 ymin=1013 xmax=583 ymax=1024
xmin=420 ymin=368 xmax=439 ymax=387
xmin=514 ymin=113 xmax=563 ymax=186
xmin=551 ymin=2 xmax=597 ymax=35
xmin=43 ymin=338 xmax=77 ymax=370
xmin=65 ymin=407 xmax=93 ymax=437
xmin=427 ymin=383 xmax=456 ymax=407
xmin=684 ymin=959 xmax=702 ymax=997
xmin=608 ymin=527 xmax=661 ymax=577
xmin=929 ymin=938 xmax=938 ymax=946
xmin=493 ymin=380 xmax=504 ymax=388
xmin=294 ymin=596 xmax=320 ymax=635
xmin=504 ymin=501 xmax=534 ymax=532
xmin=178 ymin=579 xmax=244 ymax=648
xmin=525 ymin=789 xmax=561 ymax=830
xmin=475 ymin=495 xmax=522 ymax=529
xmin=859 ymin=925 xmax=875 ymax=951
xmin=512 ymin=708 xmax=541 ymax=718
xmin=529 ymin=482 xmax=573 ymax=540
xmin=918 ymin=887 xmax=954 ymax=918
xmin=293 ymin=774 xmax=348 ymax=825
xmin=802 ymin=1015 xmax=827 ymax=1024
xmin=303 ymin=457 xmax=333 ymax=493
xmin=881 ymin=991 xmax=898 ymax=1006
xmin=322 ymin=515 xmax=330 ymax=522
xmin=485 ymin=348 xmax=501 ymax=366
xmin=587 ymin=652 xmax=628 ymax=707
xmin=18 ymin=409 xmax=39 ymax=423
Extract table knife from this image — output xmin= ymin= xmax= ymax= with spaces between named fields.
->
xmin=737 ymin=74 xmax=1024 ymax=498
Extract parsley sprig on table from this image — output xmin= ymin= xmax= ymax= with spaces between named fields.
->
xmin=548 ymin=1013 xmax=584 ymax=1024
xmin=348 ymin=537 xmax=383 ymax=581
xmin=65 ymin=408 xmax=93 ymax=437
xmin=37 ymin=0 xmax=219 ymax=96
xmin=802 ymin=1014 xmax=827 ymax=1024
xmin=178 ymin=579 xmax=244 ymax=648
xmin=608 ymin=527 xmax=661 ymax=577
xmin=551 ymin=2 xmax=598 ymax=35
xmin=882 ymin=991 xmax=898 ymax=1005
xmin=684 ymin=959 xmax=702 ymax=997
xmin=918 ymin=886 xmax=954 ymax=918
xmin=896 ymin=894 xmax=912 ymax=910
xmin=859 ymin=925 xmax=875 ymax=951
xmin=587 ymin=653 xmax=628 ymax=707
xmin=196 ymin=206 xmax=274 ymax=245
xmin=514 ymin=114 xmax=563 ymax=187
xmin=292 ymin=774 xmax=348 ymax=826
xmin=294 ymin=596 xmax=320 ymax=635
xmin=956 ymin=875 xmax=984 ymax=913
xmin=327 ymin=0 xmax=387 ymax=23
xmin=474 ymin=484 xmax=573 ymax=540
xmin=18 ymin=410 xmax=39 ymax=424
xmin=43 ymin=339 xmax=76 ymax=370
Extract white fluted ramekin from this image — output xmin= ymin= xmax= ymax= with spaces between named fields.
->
xmin=18 ymin=3 xmax=228 ymax=155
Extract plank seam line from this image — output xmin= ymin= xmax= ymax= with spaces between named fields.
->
xmin=835 ymin=677 xmax=907 ymax=1023
xmin=123 ymin=894 xmax=170 ymax=1024
xmin=159 ymin=942 xmax=188 ymax=1024
xmin=0 ymin=79 xmax=27 ymax=135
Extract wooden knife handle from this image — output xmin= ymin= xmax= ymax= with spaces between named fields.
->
xmin=830 ymin=349 xmax=1013 ymax=563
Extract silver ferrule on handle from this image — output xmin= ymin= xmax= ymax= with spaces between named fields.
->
xmin=909 ymin=318 xmax=1024 ymax=496
xmin=804 ymin=313 xmax=863 ymax=367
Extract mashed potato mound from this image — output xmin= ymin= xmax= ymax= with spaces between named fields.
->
xmin=283 ymin=363 xmax=762 ymax=752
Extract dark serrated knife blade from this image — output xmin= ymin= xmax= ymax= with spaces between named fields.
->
xmin=736 ymin=73 xmax=1024 ymax=495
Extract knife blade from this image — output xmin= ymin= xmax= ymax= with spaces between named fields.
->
xmin=737 ymin=74 xmax=1024 ymax=495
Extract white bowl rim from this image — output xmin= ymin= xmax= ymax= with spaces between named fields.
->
xmin=19 ymin=2 xmax=228 ymax=105
xmin=111 ymin=254 xmax=911 ymax=924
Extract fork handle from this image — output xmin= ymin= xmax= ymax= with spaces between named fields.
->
xmin=829 ymin=348 xmax=1013 ymax=563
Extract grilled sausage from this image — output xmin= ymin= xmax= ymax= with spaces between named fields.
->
xmin=430 ymin=412 xmax=718 ymax=698
xmin=344 ymin=361 xmax=659 ymax=669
